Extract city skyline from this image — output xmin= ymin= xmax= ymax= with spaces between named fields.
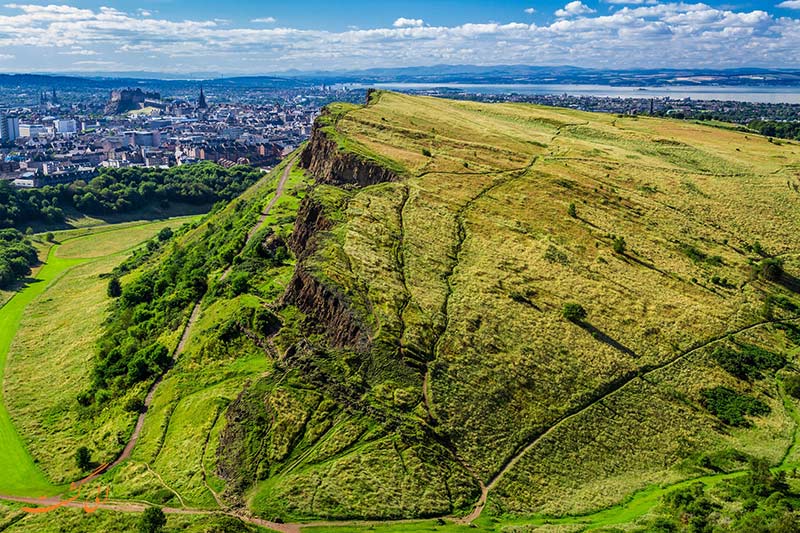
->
xmin=0 ymin=1 xmax=799 ymax=74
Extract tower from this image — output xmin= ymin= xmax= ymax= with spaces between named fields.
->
xmin=51 ymin=87 xmax=58 ymax=104
xmin=197 ymin=85 xmax=208 ymax=110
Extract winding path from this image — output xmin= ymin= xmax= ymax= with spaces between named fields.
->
xmin=458 ymin=314 xmax=800 ymax=523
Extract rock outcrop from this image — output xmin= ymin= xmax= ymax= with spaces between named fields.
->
xmin=104 ymin=88 xmax=160 ymax=115
xmin=299 ymin=114 xmax=399 ymax=187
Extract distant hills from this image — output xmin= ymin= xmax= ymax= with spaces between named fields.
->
xmin=3 ymin=65 xmax=800 ymax=88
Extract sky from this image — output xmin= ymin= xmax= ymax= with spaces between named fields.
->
xmin=0 ymin=0 xmax=799 ymax=75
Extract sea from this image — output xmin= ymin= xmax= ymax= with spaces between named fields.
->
xmin=356 ymin=83 xmax=800 ymax=104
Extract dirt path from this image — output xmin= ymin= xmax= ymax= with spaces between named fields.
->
xmin=221 ymin=157 xmax=296 ymax=282
xmin=68 ymin=160 xmax=296 ymax=493
xmin=458 ymin=315 xmax=800 ymax=524
xmin=0 ymin=494 xmax=300 ymax=533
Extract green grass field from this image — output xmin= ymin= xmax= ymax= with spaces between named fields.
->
xmin=0 ymin=217 xmax=198 ymax=494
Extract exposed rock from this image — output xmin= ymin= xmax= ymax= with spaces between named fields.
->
xmin=104 ymin=88 xmax=160 ymax=115
xmin=299 ymin=115 xmax=399 ymax=187
xmin=282 ymin=267 xmax=369 ymax=350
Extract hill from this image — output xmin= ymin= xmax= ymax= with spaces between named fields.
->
xmin=6 ymin=91 xmax=800 ymax=531
xmin=220 ymin=91 xmax=800 ymax=521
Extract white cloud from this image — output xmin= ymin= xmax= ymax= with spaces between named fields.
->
xmin=524 ymin=7 xmax=536 ymax=14
xmin=777 ymin=0 xmax=800 ymax=9
xmin=137 ymin=9 xmax=152 ymax=17
xmin=252 ymin=17 xmax=277 ymax=23
xmin=393 ymin=17 xmax=424 ymax=28
xmin=556 ymin=1 xmax=597 ymax=17
xmin=604 ymin=0 xmax=658 ymax=4
xmin=0 ymin=2 xmax=798 ymax=73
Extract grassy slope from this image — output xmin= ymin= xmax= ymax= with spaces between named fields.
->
xmin=103 ymin=158 xmax=311 ymax=509
xmin=0 ymin=218 xmax=197 ymax=490
xmin=256 ymin=91 xmax=800 ymax=519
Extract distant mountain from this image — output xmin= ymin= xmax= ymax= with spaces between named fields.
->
xmin=4 ymin=66 xmax=800 ymax=88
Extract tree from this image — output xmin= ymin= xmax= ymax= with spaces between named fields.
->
xmin=756 ymin=258 xmax=783 ymax=282
xmin=562 ymin=302 xmax=587 ymax=322
xmin=107 ymin=277 xmax=122 ymax=298
xmin=139 ymin=506 xmax=167 ymax=533
xmin=157 ymin=227 xmax=173 ymax=242
xmin=45 ymin=232 xmax=55 ymax=243
xmin=75 ymin=446 xmax=91 ymax=471
xmin=612 ymin=236 xmax=626 ymax=254
xmin=567 ymin=202 xmax=577 ymax=218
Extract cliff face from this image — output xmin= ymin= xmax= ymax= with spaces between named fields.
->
xmin=104 ymin=88 xmax=160 ymax=115
xmin=283 ymin=267 xmax=369 ymax=349
xmin=299 ymin=118 xmax=399 ymax=187
xmin=283 ymin=193 xmax=370 ymax=349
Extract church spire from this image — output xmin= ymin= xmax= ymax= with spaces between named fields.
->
xmin=197 ymin=85 xmax=208 ymax=110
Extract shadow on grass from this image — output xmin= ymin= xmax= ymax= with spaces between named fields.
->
xmin=778 ymin=272 xmax=800 ymax=295
xmin=578 ymin=321 xmax=642 ymax=359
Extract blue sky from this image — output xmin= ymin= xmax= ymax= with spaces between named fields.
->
xmin=0 ymin=1 xmax=799 ymax=74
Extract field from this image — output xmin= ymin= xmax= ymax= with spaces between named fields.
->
xmin=0 ymin=217 xmax=198 ymax=493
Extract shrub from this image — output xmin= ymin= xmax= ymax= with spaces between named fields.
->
xmin=567 ymin=202 xmax=577 ymax=218
xmin=755 ymin=258 xmax=784 ymax=282
xmin=107 ymin=277 xmax=122 ymax=298
xmin=421 ymin=148 xmax=432 ymax=157
xmin=125 ymin=397 xmax=145 ymax=413
xmin=157 ymin=227 xmax=173 ymax=242
xmin=701 ymin=386 xmax=770 ymax=426
xmin=784 ymin=374 xmax=800 ymax=400
xmin=75 ymin=446 xmax=92 ymax=471
xmin=612 ymin=236 xmax=626 ymax=254
xmin=712 ymin=344 xmax=784 ymax=381
xmin=562 ymin=302 xmax=587 ymax=322
xmin=45 ymin=232 xmax=55 ymax=242
xmin=139 ymin=507 xmax=166 ymax=533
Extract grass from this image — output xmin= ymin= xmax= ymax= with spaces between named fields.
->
xmin=0 ymin=216 xmax=198 ymax=493
xmin=231 ymin=91 xmax=800 ymax=520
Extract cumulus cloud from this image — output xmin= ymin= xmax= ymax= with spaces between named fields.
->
xmin=393 ymin=17 xmax=424 ymax=28
xmin=524 ymin=7 xmax=536 ymax=14
xmin=0 ymin=2 xmax=797 ymax=73
xmin=777 ymin=0 xmax=800 ymax=8
xmin=252 ymin=17 xmax=277 ymax=23
xmin=604 ymin=0 xmax=658 ymax=4
xmin=556 ymin=1 xmax=597 ymax=17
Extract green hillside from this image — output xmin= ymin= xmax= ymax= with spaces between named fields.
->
xmin=5 ymin=91 xmax=800 ymax=532
xmin=218 ymin=91 xmax=800 ymax=523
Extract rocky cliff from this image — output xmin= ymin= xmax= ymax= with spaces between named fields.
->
xmin=299 ymin=114 xmax=399 ymax=187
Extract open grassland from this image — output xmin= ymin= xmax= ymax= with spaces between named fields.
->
xmin=238 ymin=91 xmax=800 ymax=519
xmin=0 ymin=216 xmax=197 ymax=491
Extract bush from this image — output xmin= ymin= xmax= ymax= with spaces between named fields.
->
xmin=45 ymin=232 xmax=55 ymax=242
xmin=784 ymin=374 xmax=800 ymax=400
xmin=139 ymin=507 xmax=166 ymax=533
xmin=157 ymin=227 xmax=173 ymax=242
xmin=567 ymin=202 xmax=577 ymax=218
xmin=125 ymin=397 xmax=145 ymax=413
xmin=421 ymin=148 xmax=432 ymax=157
xmin=75 ymin=446 xmax=92 ymax=471
xmin=107 ymin=277 xmax=122 ymax=298
xmin=562 ymin=302 xmax=587 ymax=322
xmin=756 ymin=258 xmax=784 ymax=282
xmin=712 ymin=344 xmax=785 ymax=381
xmin=701 ymin=386 xmax=770 ymax=426
xmin=612 ymin=236 xmax=626 ymax=254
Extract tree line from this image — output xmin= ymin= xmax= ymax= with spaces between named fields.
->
xmin=0 ymin=228 xmax=38 ymax=288
xmin=0 ymin=162 xmax=264 ymax=228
